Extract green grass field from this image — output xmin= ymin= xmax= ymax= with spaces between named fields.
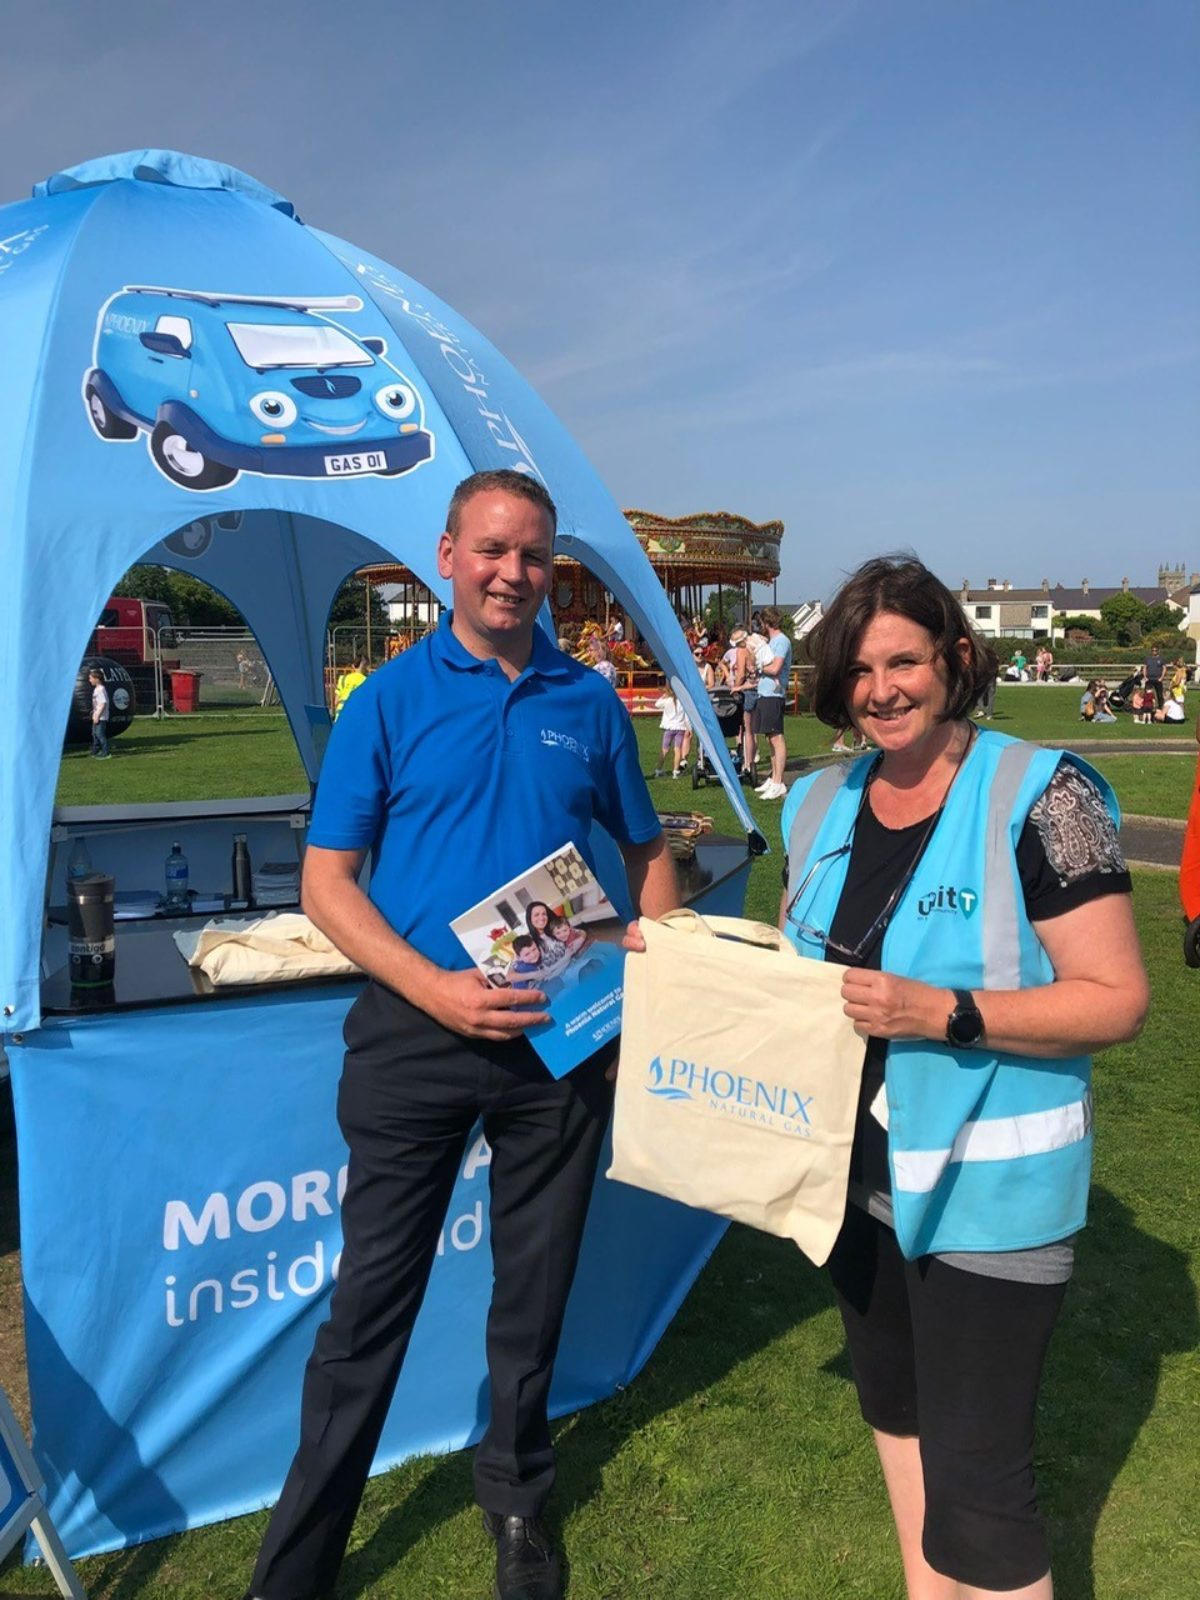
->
xmin=54 ymin=686 xmax=1198 ymax=824
xmin=2 ymin=868 xmax=1195 ymax=1599
xmin=11 ymin=683 xmax=1194 ymax=1598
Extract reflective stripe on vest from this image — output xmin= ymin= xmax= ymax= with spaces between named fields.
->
xmin=982 ymin=741 xmax=1039 ymax=989
xmin=892 ymin=1094 xmax=1093 ymax=1194
xmin=785 ymin=762 xmax=848 ymax=893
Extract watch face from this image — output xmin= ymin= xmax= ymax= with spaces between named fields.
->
xmin=949 ymin=1007 xmax=984 ymax=1046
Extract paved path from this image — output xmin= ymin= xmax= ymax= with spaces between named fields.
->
xmin=1042 ymin=739 xmax=1195 ymax=756
xmin=1119 ymin=814 xmax=1185 ymax=870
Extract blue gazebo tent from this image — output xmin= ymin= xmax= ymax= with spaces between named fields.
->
xmin=0 ymin=152 xmax=757 ymax=1560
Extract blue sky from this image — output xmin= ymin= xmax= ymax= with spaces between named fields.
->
xmin=2 ymin=0 xmax=1196 ymax=601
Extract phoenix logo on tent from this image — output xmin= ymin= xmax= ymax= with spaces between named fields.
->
xmin=645 ymin=1056 xmax=693 ymax=1100
xmin=82 ymin=285 xmax=435 ymax=493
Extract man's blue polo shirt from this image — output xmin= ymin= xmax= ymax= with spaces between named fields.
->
xmin=309 ymin=614 xmax=661 ymax=971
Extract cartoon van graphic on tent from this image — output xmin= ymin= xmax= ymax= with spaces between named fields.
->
xmin=83 ymin=287 xmax=434 ymax=491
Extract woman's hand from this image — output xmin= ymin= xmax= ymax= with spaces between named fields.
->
xmin=623 ymin=920 xmax=646 ymax=953
xmin=841 ymin=969 xmax=946 ymax=1041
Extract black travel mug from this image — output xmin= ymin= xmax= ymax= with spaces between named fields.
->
xmin=68 ymin=872 xmax=116 ymax=999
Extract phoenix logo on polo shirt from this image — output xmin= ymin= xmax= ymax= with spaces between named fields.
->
xmin=540 ymin=728 xmax=590 ymax=763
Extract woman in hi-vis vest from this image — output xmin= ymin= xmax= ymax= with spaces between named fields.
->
xmin=781 ymin=557 xmax=1149 ymax=1600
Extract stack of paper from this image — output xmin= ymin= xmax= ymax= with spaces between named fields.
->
xmin=253 ymin=861 xmax=300 ymax=907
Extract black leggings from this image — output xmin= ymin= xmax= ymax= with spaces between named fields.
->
xmin=828 ymin=1205 xmax=1067 ymax=1591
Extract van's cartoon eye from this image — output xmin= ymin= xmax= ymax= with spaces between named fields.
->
xmin=249 ymin=391 xmax=297 ymax=427
xmin=374 ymin=382 xmax=416 ymax=420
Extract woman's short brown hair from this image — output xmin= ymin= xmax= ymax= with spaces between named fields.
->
xmin=807 ymin=555 xmax=997 ymax=728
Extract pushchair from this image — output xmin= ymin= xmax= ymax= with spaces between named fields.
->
xmin=692 ymin=688 xmax=745 ymax=789
xmin=1108 ymin=672 xmax=1148 ymax=713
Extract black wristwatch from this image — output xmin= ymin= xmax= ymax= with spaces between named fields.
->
xmin=945 ymin=988 xmax=985 ymax=1048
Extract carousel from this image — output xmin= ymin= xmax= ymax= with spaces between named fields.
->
xmin=356 ymin=507 xmax=785 ymax=669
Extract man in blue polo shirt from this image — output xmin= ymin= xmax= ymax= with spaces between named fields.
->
xmin=246 ymin=470 xmax=678 ymax=1600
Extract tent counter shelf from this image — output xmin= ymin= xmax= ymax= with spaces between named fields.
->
xmin=39 ymin=804 xmax=752 ymax=1016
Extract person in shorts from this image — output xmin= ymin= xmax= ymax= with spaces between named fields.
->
xmin=653 ymin=689 xmax=690 ymax=778
xmin=752 ymin=608 xmax=792 ymax=800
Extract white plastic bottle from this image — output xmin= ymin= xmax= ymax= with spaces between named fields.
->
xmin=66 ymin=836 xmax=93 ymax=897
xmin=164 ymin=841 xmax=189 ymax=912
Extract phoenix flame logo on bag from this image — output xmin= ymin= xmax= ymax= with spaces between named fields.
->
xmin=645 ymin=1056 xmax=693 ymax=1100
xmin=645 ymin=1055 xmax=816 ymax=1134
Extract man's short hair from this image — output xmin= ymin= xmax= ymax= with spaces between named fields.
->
xmin=761 ymin=607 xmax=781 ymax=629
xmin=445 ymin=470 xmax=557 ymax=538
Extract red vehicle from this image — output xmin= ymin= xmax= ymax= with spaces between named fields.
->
xmin=89 ymin=596 xmax=177 ymax=664
xmin=65 ymin=597 xmax=180 ymax=744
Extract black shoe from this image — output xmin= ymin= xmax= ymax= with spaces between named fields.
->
xmin=482 ymin=1511 xmax=564 ymax=1600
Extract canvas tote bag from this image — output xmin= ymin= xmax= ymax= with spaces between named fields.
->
xmin=608 ymin=909 xmax=866 ymax=1265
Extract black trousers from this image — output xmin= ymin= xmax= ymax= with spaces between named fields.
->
xmin=250 ymin=981 xmax=614 ymax=1600
xmin=828 ymin=1204 xmax=1067 ymax=1591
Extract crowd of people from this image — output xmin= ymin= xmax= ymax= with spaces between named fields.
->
xmin=641 ymin=609 xmax=795 ymax=796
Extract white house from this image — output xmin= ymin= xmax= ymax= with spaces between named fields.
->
xmin=958 ymin=571 xmax=1195 ymax=642
xmin=780 ymin=600 xmax=823 ymax=639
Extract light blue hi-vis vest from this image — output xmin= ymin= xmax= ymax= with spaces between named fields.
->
xmin=782 ymin=730 xmax=1120 ymax=1260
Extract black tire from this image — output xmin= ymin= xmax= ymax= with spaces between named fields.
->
xmin=150 ymin=421 xmax=237 ymax=491
xmin=65 ymin=657 xmax=137 ymax=746
xmin=1184 ymin=917 xmax=1200 ymax=969
xmin=85 ymin=382 xmax=137 ymax=441
xmin=691 ymin=764 xmax=701 ymax=790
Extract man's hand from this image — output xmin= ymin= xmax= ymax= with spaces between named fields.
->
xmin=622 ymin=920 xmax=647 ymax=954
xmin=424 ymin=969 xmax=550 ymax=1040
xmin=841 ymin=969 xmax=945 ymax=1041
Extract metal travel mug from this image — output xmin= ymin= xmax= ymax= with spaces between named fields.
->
xmin=68 ymin=872 xmax=116 ymax=1000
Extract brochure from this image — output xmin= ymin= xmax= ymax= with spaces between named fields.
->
xmin=450 ymin=841 xmax=625 ymax=1077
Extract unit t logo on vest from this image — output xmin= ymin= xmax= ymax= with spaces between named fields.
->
xmin=916 ymin=884 xmax=979 ymax=919
xmin=644 ymin=1055 xmax=815 ymax=1136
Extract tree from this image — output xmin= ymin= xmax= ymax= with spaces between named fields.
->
xmin=1143 ymin=601 xmax=1184 ymax=636
xmin=1054 ymin=613 xmax=1105 ymax=639
xmin=701 ymin=587 xmax=746 ymax=641
xmin=113 ymin=564 xmax=243 ymax=626
xmin=327 ymin=575 xmax=389 ymax=663
xmin=1098 ymin=592 xmax=1149 ymax=646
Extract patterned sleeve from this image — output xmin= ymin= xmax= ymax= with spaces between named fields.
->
xmin=1017 ymin=763 xmax=1132 ymax=919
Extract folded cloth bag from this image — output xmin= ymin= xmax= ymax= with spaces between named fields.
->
xmin=173 ymin=912 xmax=360 ymax=986
xmin=608 ymin=908 xmax=865 ymax=1265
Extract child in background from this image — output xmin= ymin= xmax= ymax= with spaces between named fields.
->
xmin=653 ymin=689 xmax=691 ymax=778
